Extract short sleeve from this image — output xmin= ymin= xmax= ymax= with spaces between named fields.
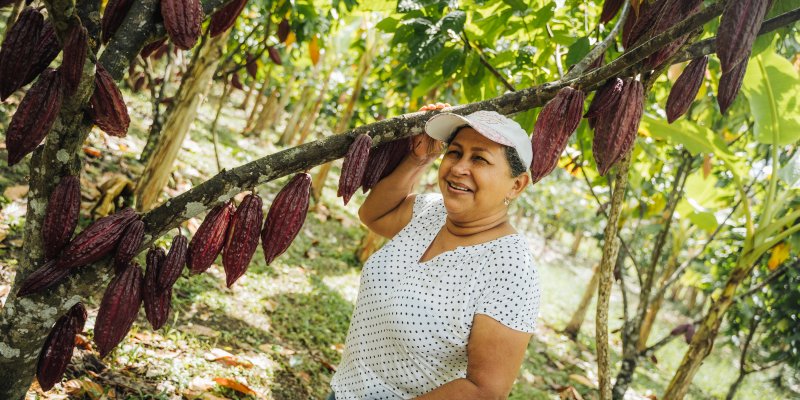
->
xmin=475 ymin=239 xmax=540 ymax=333
xmin=412 ymin=193 xmax=443 ymax=219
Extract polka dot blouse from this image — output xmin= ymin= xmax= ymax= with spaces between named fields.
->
xmin=330 ymin=193 xmax=541 ymax=399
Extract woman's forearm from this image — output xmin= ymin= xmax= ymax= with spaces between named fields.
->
xmin=413 ymin=378 xmax=501 ymax=400
xmin=358 ymin=154 xmax=433 ymax=224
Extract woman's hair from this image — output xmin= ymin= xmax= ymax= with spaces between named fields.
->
xmin=446 ymin=127 xmax=528 ymax=178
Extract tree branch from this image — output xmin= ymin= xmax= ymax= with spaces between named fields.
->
xmin=460 ymin=31 xmax=516 ymax=92
xmin=561 ymin=1 xmax=629 ymax=82
xmin=734 ymin=258 xmax=796 ymax=301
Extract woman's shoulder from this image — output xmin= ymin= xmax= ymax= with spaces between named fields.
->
xmin=411 ymin=192 xmax=445 ymax=218
xmin=481 ymin=234 xmax=536 ymax=272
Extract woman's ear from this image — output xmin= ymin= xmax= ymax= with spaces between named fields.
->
xmin=508 ymin=173 xmax=530 ymax=200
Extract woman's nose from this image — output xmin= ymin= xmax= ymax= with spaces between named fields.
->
xmin=451 ymin=158 xmax=470 ymax=175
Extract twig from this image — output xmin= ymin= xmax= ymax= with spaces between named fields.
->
xmin=460 ymin=32 xmax=516 ymax=92
xmin=735 ymin=258 xmax=796 ymax=301
xmin=562 ymin=1 xmax=630 ymax=82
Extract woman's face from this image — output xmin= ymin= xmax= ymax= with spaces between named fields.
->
xmin=438 ymin=128 xmax=527 ymax=221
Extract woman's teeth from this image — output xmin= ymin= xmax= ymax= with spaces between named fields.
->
xmin=449 ymin=182 xmax=470 ymax=192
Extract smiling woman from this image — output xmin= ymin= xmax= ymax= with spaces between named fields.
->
xmin=328 ymin=106 xmax=541 ymax=399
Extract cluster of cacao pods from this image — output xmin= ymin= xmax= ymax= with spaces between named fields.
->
xmin=339 ymin=134 xmax=373 ymax=205
xmin=590 ymin=78 xmax=644 ymax=176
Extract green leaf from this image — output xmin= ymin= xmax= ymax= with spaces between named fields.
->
xmin=442 ymin=48 xmax=465 ymax=78
xmin=565 ymin=37 xmax=590 ymax=67
xmin=778 ymin=151 xmax=800 ymax=189
xmin=688 ymin=211 xmax=719 ymax=233
xmin=376 ymin=17 xmax=400 ymax=32
xmin=439 ymin=11 xmax=466 ymax=33
xmin=741 ymin=49 xmax=800 ymax=145
xmin=640 ymin=114 xmax=730 ymax=157
xmin=502 ymin=0 xmax=528 ymax=11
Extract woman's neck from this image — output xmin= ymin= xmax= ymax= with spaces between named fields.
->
xmin=443 ymin=210 xmax=512 ymax=238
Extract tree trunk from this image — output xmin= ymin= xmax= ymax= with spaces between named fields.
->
xmin=243 ymin=72 xmax=272 ymax=133
xmin=295 ymin=68 xmax=333 ymax=145
xmin=597 ymin=156 xmax=631 ymax=400
xmin=638 ymin=253 xmax=680 ymax=351
xmin=662 ymin=256 xmax=756 ymax=399
xmin=685 ymin=286 xmax=698 ymax=311
xmin=134 ymin=31 xmax=229 ymax=211
xmin=280 ymin=77 xmax=317 ymax=145
xmin=570 ymin=229 xmax=584 ymax=256
xmin=141 ymin=45 xmax=174 ymax=163
xmin=240 ymin=81 xmax=257 ymax=109
xmin=563 ymin=263 xmax=600 ymax=340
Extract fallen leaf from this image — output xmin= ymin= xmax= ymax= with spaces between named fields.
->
xmin=62 ymin=379 xmax=105 ymax=399
xmin=3 ymin=185 xmax=28 ymax=201
xmin=75 ymin=334 xmax=93 ymax=350
xmin=213 ymin=377 xmax=259 ymax=396
xmin=180 ymin=323 xmax=220 ymax=337
xmin=205 ymin=348 xmax=254 ymax=368
xmin=83 ymin=146 xmax=102 ymax=158
xmin=557 ymin=385 xmax=584 ymax=400
xmin=182 ymin=389 xmax=230 ymax=400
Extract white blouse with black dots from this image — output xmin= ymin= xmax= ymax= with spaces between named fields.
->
xmin=330 ymin=193 xmax=541 ymax=399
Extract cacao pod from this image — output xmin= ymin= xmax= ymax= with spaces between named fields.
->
xmin=338 ymin=134 xmax=372 ymax=205
xmin=114 ymin=220 xmax=145 ymax=272
xmin=717 ymin=0 xmax=770 ymax=73
xmin=6 ymin=68 xmax=64 ymax=166
xmin=36 ymin=303 xmax=87 ymax=391
xmin=161 ymin=0 xmax=203 ymax=50
xmin=140 ymin=38 xmax=168 ymax=59
xmin=144 ymin=247 xmax=171 ymax=329
xmin=670 ymin=323 xmax=690 ymax=336
xmin=261 ymin=174 xmax=311 ymax=265
xmin=584 ymin=77 xmax=623 ymax=129
xmin=622 ymin=0 xmax=662 ymax=49
xmin=361 ymin=137 xmax=412 ymax=192
xmin=208 ymin=0 xmax=247 ymax=38
xmin=0 ymin=7 xmax=43 ymax=100
xmin=42 ymin=175 xmax=81 ymax=260
xmin=230 ymin=72 xmax=243 ymax=90
xmin=277 ymin=18 xmax=290 ymax=43
xmin=56 ymin=208 xmax=139 ymax=270
xmin=94 ymin=262 xmax=143 ymax=357
xmin=188 ymin=201 xmax=235 ymax=274
xmin=17 ymin=260 xmax=71 ymax=297
xmin=89 ymin=63 xmax=130 ymax=137
xmin=643 ymin=0 xmax=702 ymax=70
xmin=22 ymin=21 xmax=61 ymax=87
xmin=101 ymin=0 xmax=135 ymax=44
xmin=717 ymin=53 xmax=749 ymax=114
xmin=223 ymin=194 xmax=263 ymax=287
xmin=530 ymin=87 xmax=585 ymax=184
xmin=245 ymin=53 xmax=258 ymax=78
xmin=61 ymin=25 xmax=88 ymax=95
xmin=157 ymin=233 xmax=188 ymax=290
xmin=592 ymin=78 xmax=644 ymax=176
xmin=600 ymin=0 xmax=624 ymax=24
xmin=684 ymin=324 xmax=696 ymax=343
xmin=666 ymin=56 xmax=708 ymax=123
xmin=268 ymin=46 xmax=282 ymax=65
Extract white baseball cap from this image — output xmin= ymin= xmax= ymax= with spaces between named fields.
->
xmin=424 ymin=110 xmax=532 ymax=168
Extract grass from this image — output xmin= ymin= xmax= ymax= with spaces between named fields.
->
xmin=0 ymin=82 xmax=794 ymax=400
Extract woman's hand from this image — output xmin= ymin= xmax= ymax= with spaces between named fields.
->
xmin=410 ymin=103 xmax=451 ymax=165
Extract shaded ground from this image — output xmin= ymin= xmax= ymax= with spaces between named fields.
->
xmin=0 ymin=82 xmax=794 ymax=400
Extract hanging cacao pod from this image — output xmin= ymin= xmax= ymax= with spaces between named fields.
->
xmin=277 ymin=18 xmax=290 ymax=43
xmin=89 ymin=63 xmax=130 ymax=137
xmin=0 ymin=7 xmax=43 ymax=100
xmin=666 ymin=56 xmax=708 ymax=123
xmin=622 ymin=0 xmax=662 ymax=49
xmin=144 ymin=247 xmax=171 ymax=329
xmin=157 ymin=234 xmax=188 ymax=290
xmin=188 ymin=201 xmax=235 ymax=274
xmin=36 ymin=303 xmax=87 ymax=391
xmin=717 ymin=0 xmax=770 ymax=73
xmin=717 ymin=53 xmax=749 ymax=114
xmin=208 ymin=0 xmax=247 ymax=38
xmin=6 ymin=68 xmax=64 ymax=166
xmin=61 ymin=25 xmax=88 ymax=95
xmin=600 ymin=0 xmax=624 ymax=24
xmin=56 ymin=208 xmax=139 ymax=270
xmin=101 ymin=0 xmax=135 ymax=44
xmin=592 ymin=78 xmax=644 ymax=176
xmin=161 ymin=0 xmax=203 ymax=50
xmin=17 ymin=260 xmax=71 ymax=297
xmin=584 ymin=78 xmax=624 ymax=129
xmin=261 ymin=174 xmax=311 ymax=265
xmin=530 ymin=87 xmax=585 ymax=184
xmin=223 ymin=194 xmax=263 ymax=287
xmin=230 ymin=72 xmax=244 ymax=90
xmin=42 ymin=175 xmax=81 ymax=260
xmin=245 ymin=53 xmax=258 ymax=78
xmin=338 ymin=134 xmax=372 ymax=205
xmin=140 ymin=38 xmax=168 ymax=59
xmin=114 ymin=220 xmax=145 ymax=272
xmin=643 ymin=0 xmax=703 ymax=70
xmin=94 ymin=262 xmax=143 ymax=357
xmin=268 ymin=46 xmax=282 ymax=65
xmin=22 ymin=21 xmax=60 ymax=87
xmin=361 ymin=137 xmax=412 ymax=192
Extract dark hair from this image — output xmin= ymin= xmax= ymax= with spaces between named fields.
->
xmin=445 ymin=127 xmax=527 ymax=178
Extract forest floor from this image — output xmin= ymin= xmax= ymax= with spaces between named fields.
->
xmin=0 ymin=84 xmax=791 ymax=400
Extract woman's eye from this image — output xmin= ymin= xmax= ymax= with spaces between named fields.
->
xmin=446 ymin=150 xmax=460 ymax=156
xmin=473 ymin=156 xmax=487 ymax=163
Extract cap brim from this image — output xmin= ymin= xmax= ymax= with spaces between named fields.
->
xmin=424 ymin=113 xmax=471 ymax=141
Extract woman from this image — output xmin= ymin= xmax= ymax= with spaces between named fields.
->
xmin=329 ymin=105 xmax=541 ymax=399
